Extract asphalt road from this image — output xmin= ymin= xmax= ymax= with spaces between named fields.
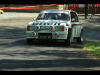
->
xmin=0 ymin=13 xmax=100 ymax=71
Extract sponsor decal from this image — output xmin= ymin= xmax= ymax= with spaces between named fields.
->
xmin=42 ymin=21 xmax=45 ymax=22
xmin=36 ymin=21 xmax=38 ymax=22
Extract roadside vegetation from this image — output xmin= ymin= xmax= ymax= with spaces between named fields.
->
xmin=83 ymin=42 xmax=100 ymax=57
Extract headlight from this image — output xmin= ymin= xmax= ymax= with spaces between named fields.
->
xmin=35 ymin=26 xmax=40 ymax=31
xmin=53 ymin=32 xmax=58 ymax=37
xmin=29 ymin=26 xmax=35 ymax=31
xmin=55 ymin=26 xmax=65 ymax=31
xmin=49 ymin=26 xmax=53 ymax=30
xmin=31 ymin=32 xmax=36 ymax=36
xmin=55 ymin=26 xmax=61 ymax=31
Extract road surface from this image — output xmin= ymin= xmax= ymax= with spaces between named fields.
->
xmin=0 ymin=12 xmax=100 ymax=71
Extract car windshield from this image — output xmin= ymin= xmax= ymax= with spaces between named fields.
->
xmin=36 ymin=13 xmax=70 ymax=20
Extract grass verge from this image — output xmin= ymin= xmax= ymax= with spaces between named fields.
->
xmin=83 ymin=42 xmax=100 ymax=57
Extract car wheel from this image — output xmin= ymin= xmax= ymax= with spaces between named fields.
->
xmin=65 ymin=30 xmax=71 ymax=46
xmin=76 ymin=30 xmax=83 ymax=43
xmin=27 ymin=39 xmax=33 ymax=44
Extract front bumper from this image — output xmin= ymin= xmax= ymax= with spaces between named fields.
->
xmin=26 ymin=30 xmax=68 ymax=40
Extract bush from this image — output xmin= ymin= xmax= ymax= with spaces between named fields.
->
xmin=83 ymin=42 xmax=100 ymax=57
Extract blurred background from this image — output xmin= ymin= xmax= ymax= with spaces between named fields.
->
xmin=0 ymin=4 xmax=99 ymax=14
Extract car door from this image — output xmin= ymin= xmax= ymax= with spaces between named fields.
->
xmin=70 ymin=12 xmax=82 ymax=37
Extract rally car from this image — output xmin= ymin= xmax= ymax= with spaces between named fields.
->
xmin=0 ymin=9 xmax=4 ymax=14
xmin=26 ymin=9 xmax=83 ymax=46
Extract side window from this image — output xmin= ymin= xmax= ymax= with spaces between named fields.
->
xmin=74 ymin=12 xmax=79 ymax=22
xmin=71 ymin=12 xmax=79 ymax=22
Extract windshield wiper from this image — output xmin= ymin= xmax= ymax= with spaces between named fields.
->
xmin=51 ymin=17 xmax=56 ymax=20
xmin=37 ymin=18 xmax=44 ymax=20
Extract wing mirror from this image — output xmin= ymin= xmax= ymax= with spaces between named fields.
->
xmin=72 ymin=18 xmax=75 ymax=22
xmin=33 ymin=18 xmax=36 ymax=21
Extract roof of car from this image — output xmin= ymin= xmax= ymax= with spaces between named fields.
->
xmin=41 ymin=9 xmax=74 ymax=13
xmin=43 ymin=9 xmax=71 ymax=11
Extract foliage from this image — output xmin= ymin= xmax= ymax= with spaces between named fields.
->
xmin=83 ymin=42 xmax=100 ymax=57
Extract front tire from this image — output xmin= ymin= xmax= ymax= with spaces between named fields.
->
xmin=65 ymin=30 xmax=71 ymax=46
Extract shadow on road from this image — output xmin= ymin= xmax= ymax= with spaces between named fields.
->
xmin=0 ymin=54 xmax=100 ymax=71
xmin=0 ymin=18 xmax=100 ymax=71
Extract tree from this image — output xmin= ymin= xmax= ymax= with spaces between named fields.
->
xmin=85 ymin=4 xmax=88 ymax=19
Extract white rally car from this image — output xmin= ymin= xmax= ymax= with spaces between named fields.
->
xmin=26 ymin=9 xmax=83 ymax=46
